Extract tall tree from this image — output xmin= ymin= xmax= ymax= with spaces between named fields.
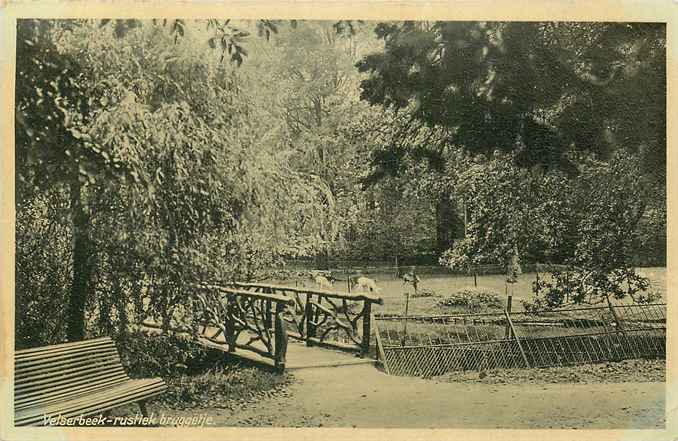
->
xmin=357 ymin=22 xmax=665 ymax=175
xmin=15 ymin=20 xmax=331 ymax=343
xmin=240 ymin=21 xmax=367 ymax=268
xmin=16 ymin=19 xmax=99 ymax=340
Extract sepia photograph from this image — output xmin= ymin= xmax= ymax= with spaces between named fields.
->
xmin=2 ymin=2 xmax=673 ymax=439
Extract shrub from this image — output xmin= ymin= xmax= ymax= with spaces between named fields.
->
xmin=115 ymin=329 xmax=219 ymax=379
xmin=437 ymin=287 xmax=503 ymax=312
xmin=15 ymin=191 xmax=72 ymax=349
xmin=410 ymin=288 xmax=438 ymax=298
xmin=114 ymin=329 xmax=291 ymax=410
xmin=523 ymin=267 xmax=655 ymax=311
xmin=160 ymin=364 xmax=291 ymax=410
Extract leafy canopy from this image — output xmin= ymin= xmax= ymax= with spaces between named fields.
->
xmin=357 ymin=22 xmax=665 ymax=175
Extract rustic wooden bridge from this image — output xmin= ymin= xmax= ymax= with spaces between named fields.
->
xmin=142 ymin=282 xmax=384 ymax=372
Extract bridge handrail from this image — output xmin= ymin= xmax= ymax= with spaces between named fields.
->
xmin=192 ymin=283 xmax=295 ymax=305
xmin=228 ymin=281 xmax=384 ymax=305
xmin=229 ymin=281 xmax=381 ymax=356
xmin=191 ymin=283 xmax=291 ymax=371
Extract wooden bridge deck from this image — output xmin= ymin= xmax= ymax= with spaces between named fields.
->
xmin=139 ymin=322 xmax=377 ymax=371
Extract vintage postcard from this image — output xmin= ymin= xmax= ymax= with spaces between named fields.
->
xmin=0 ymin=1 xmax=675 ymax=440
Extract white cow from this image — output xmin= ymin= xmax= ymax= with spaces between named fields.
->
xmin=315 ymin=275 xmax=333 ymax=290
xmin=354 ymin=276 xmax=381 ymax=293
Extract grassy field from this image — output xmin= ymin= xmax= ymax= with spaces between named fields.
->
xmin=292 ymin=267 xmax=666 ymax=316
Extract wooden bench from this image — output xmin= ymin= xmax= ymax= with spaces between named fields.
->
xmin=14 ymin=337 xmax=167 ymax=426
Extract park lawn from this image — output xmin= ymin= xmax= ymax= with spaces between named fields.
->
xmin=291 ymin=267 xmax=667 ymax=317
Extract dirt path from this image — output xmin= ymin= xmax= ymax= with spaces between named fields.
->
xmin=165 ymin=363 xmax=664 ymax=429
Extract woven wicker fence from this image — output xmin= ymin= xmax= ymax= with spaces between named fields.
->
xmin=374 ymin=303 xmax=666 ymax=377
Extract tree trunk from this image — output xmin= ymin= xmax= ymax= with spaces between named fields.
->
xmin=463 ymin=198 xmax=468 ymax=236
xmin=435 ymin=193 xmax=457 ymax=253
xmin=312 ymin=95 xmax=331 ymax=270
xmin=66 ymin=174 xmax=95 ymax=342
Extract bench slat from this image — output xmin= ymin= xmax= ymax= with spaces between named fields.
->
xmin=17 ymin=386 xmax=167 ymax=426
xmin=17 ymin=378 xmax=165 ymax=416
xmin=16 ymin=348 xmax=120 ymax=371
xmin=19 ymin=378 xmax=165 ymax=416
xmin=15 ymin=337 xmax=113 ymax=355
xmin=15 ymin=375 xmax=131 ymax=409
xmin=16 ymin=353 xmax=121 ymax=381
xmin=16 ymin=379 xmax=167 ymax=426
xmin=16 ymin=372 xmax=130 ymax=406
xmin=16 ymin=367 xmax=128 ymax=397
xmin=18 ymin=385 xmax=168 ymax=426
xmin=16 ymin=344 xmax=118 ymax=366
xmin=15 ymin=337 xmax=166 ymax=427
xmin=16 ymin=365 xmax=127 ymax=394
xmin=16 ymin=338 xmax=115 ymax=359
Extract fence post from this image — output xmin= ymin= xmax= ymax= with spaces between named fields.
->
xmin=504 ymin=308 xmax=530 ymax=368
xmin=372 ymin=313 xmax=389 ymax=373
xmin=504 ymin=295 xmax=513 ymax=339
xmin=224 ymin=296 xmax=237 ymax=353
xmin=274 ymin=302 xmax=288 ymax=372
xmin=606 ymin=297 xmax=626 ymax=337
xmin=361 ymin=301 xmax=372 ymax=357
xmin=402 ymin=291 xmax=411 ymax=339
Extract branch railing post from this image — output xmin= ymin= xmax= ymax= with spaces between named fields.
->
xmin=264 ymin=291 xmax=273 ymax=330
xmin=305 ymin=293 xmax=316 ymax=346
xmin=361 ymin=301 xmax=372 ymax=357
xmin=264 ymin=300 xmax=273 ymax=329
xmin=224 ymin=295 xmax=237 ymax=353
xmin=274 ymin=302 xmax=288 ymax=372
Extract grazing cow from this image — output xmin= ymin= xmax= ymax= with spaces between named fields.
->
xmin=354 ymin=276 xmax=381 ymax=293
xmin=315 ymin=275 xmax=333 ymax=290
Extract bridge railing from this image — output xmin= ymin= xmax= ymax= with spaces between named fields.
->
xmin=192 ymin=283 xmax=294 ymax=372
xmin=227 ymin=282 xmax=384 ymax=357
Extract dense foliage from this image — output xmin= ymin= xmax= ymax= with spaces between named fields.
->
xmin=439 ymin=150 xmax=661 ymax=308
xmin=15 ymin=19 xmax=665 ymax=349
xmin=15 ymin=20 xmax=332 ymax=347
xmin=357 ymin=22 xmax=666 ymax=177
xmin=116 ymin=330 xmax=290 ymax=409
